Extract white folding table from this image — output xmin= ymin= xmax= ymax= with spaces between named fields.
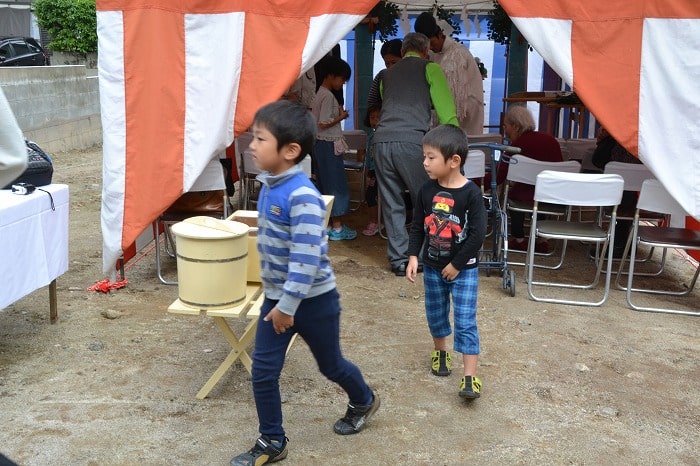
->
xmin=0 ymin=184 xmax=69 ymax=323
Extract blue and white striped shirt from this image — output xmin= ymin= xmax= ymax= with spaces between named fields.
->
xmin=256 ymin=164 xmax=336 ymax=316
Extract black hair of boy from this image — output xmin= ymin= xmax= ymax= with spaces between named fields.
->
xmin=253 ymin=100 xmax=316 ymax=164
xmin=319 ymin=55 xmax=352 ymax=81
xmin=380 ymin=39 xmax=402 ymax=58
xmin=422 ymin=125 xmax=469 ymax=167
xmin=363 ymin=104 xmax=382 ymax=128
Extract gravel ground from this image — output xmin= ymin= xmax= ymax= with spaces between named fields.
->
xmin=0 ymin=146 xmax=698 ymax=466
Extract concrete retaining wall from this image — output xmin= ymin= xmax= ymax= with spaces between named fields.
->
xmin=0 ymin=65 xmax=101 ymax=153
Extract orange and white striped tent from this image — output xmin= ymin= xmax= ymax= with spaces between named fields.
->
xmin=96 ymin=0 xmax=377 ymax=275
xmin=499 ymin=0 xmax=700 ymax=220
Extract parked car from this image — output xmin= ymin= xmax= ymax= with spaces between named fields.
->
xmin=0 ymin=37 xmax=50 ymax=66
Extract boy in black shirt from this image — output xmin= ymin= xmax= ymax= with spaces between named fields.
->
xmin=406 ymin=125 xmax=487 ymax=399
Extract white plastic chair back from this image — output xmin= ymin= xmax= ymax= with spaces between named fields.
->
xmin=463 ymin=149 xmax=485 ymax=179
xmin=506 ymin=155 xmax=581 ymax=185
xmin=637 ymin=179 xmax=688 ymax=227
xmin=603 ymin=162 xmax=655 ymax=192
xmin=534 ymin=171 xmax=624 ymax=207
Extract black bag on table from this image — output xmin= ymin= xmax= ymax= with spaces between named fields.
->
xmin=2 ymin=139 xmax=54 ymax=189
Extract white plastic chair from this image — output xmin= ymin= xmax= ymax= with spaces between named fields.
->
xmin=601 ymin=162 xmax=664 ymax=271
xmin=618 ymin=179 xmax=700 ymax=316
xmin=526 ymin=171 xmax=624 ymax=306
xmin=502 ymin=155 xmax=581 ymax=267
xmin=463 ymin=149 xmax=486 ymax=180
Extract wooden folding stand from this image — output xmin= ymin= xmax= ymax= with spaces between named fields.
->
xmin=167 ymin=283 xmax=265 ymax=399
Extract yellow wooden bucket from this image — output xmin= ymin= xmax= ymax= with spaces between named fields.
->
xmin=171 ymin=216 xmax=249 ymax=309
xmin=228 ymin=210 xmax=261 ymax=282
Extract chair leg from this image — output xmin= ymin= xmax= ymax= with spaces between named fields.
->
xmin=155 ymin=221 xmax=178 ymax=285
xmin=625 ymin=239 xmax=700 ymax=316
xmin=526 ymin=215 xmax=615 ymax=306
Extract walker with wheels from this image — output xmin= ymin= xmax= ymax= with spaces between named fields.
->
xmin=468 ymin=142 xmax=520 ymax=297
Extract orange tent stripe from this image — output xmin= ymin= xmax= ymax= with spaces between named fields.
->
xmin=97 ymin=0 xmax=374 ymax=16
xmin=570 ymin=19 xmax=643 ymax=155
xmin=234 ymin=14 xmax=308 ymax=135
xmin=121 ymin=8 xmax=185 ymax=250
xmin=501 ymin=0 xmax=700 ymax=20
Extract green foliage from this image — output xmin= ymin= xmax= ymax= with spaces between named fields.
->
xmin=486 ymin=0 xmax=512 ymax=46
xmin=486 ymin=1 xmax=532 ymax=50
xmin=33 ymin=0 xmax=97 ymax=55
xmin=368 ymin=1 xmax=400 ymax=41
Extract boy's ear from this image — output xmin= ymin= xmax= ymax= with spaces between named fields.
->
xmin=450 ymin=154 xmax=462 ymax=168
xmin=282 ymin=142 xmax=302 ymax=161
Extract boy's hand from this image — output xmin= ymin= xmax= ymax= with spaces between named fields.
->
xmin=338 ymin=106 xmax=349 ymax=120
xmin=442 ymin=263 xmax=459 ymax=281
xmin=264 ymin=307 xmax=294 ymax=334
xmin=406 ymin=256 xmax=419 ymax=283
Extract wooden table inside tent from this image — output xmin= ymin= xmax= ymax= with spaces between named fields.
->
xmin=166 ymin=196 xmax=333 ymax=399
xmin=503 ymin=91 xmax=587 ymax=139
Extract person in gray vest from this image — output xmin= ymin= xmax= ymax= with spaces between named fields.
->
xmin=372 ymin=32 xmax=458 ymax=276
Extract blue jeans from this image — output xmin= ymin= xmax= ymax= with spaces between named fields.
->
xmin=251 ymin=289 xmax=373 ymax=439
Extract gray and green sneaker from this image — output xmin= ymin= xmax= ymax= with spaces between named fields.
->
xmin=459 ymin=376 xmax=482 ymax=399
xmin=431 ymin=350 xmax=452 ymax=376
xmin=333 ymin=390 xmax=380 ymax=435
xmin=230 ymin=435 xmax=288 ymax=466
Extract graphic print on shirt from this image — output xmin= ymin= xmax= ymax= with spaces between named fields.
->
xmin=424 ymin=191 xmax=468 ymax=260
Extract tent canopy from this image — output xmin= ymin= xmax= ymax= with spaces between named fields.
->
xmin=96 ymin=0 xmax=700 ymax=276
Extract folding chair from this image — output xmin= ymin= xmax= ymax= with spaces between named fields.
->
xmin=502 ymin=155 xmax=581 ymax=267
xmin=235 ymin=132 xmax=259 ymax=210
xmin=342 ymin=130 xmax=368 ymax=211
xmin=618 ymin=179 xmax=700 ymax=316
xmin=601 ymin=162 xmax=664 ymax=271
xmin=526 ymin=171 xmax=624 ymax=306
xmin=155 ymin=157 xmax=230 ymax=285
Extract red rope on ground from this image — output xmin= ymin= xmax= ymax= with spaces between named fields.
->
xmin=87 ymin=278 xmax=129 ymax=293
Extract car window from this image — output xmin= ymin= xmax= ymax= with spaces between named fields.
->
xmin=0 ymin=43 xmax=12 ymax=59
xmin=26 ymin=41 xmax=41 ymax=54
xmin=11 ymin=40 xmax=32 ymax=56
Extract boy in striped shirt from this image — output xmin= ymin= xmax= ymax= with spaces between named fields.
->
xmin=231 ymin=100 xmax=379 ymax=466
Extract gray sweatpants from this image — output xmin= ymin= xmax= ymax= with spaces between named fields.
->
xmin=373 ymin=141 xmax=428 ymax=268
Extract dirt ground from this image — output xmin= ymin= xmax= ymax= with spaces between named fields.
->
xmin=1 ymin=146 xmax=698 ymax=466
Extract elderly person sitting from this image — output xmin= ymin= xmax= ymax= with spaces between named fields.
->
xmin=484 ymin=105 xmax=563 ymax=252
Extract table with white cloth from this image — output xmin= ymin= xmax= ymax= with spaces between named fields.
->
xmin=0 ymin=184 xmax=69 ymax=323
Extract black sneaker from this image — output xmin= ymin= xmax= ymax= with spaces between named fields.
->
xmin=431 ymin=350 xmax=452 ymax=376
xmin=230 ymin=435 xmax=288 ymax=466
xmin=333 ymin=391 xmax=380 ymax=435
xmin=459 ymin=376 xmax=482 ymax=399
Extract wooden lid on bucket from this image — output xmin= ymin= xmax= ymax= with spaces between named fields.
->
xmin=171 ymin=216 xmax=249 ymax=239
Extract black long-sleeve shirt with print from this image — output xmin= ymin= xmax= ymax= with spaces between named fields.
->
xmin=408 ymin=179 xmax=487 ymax=270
